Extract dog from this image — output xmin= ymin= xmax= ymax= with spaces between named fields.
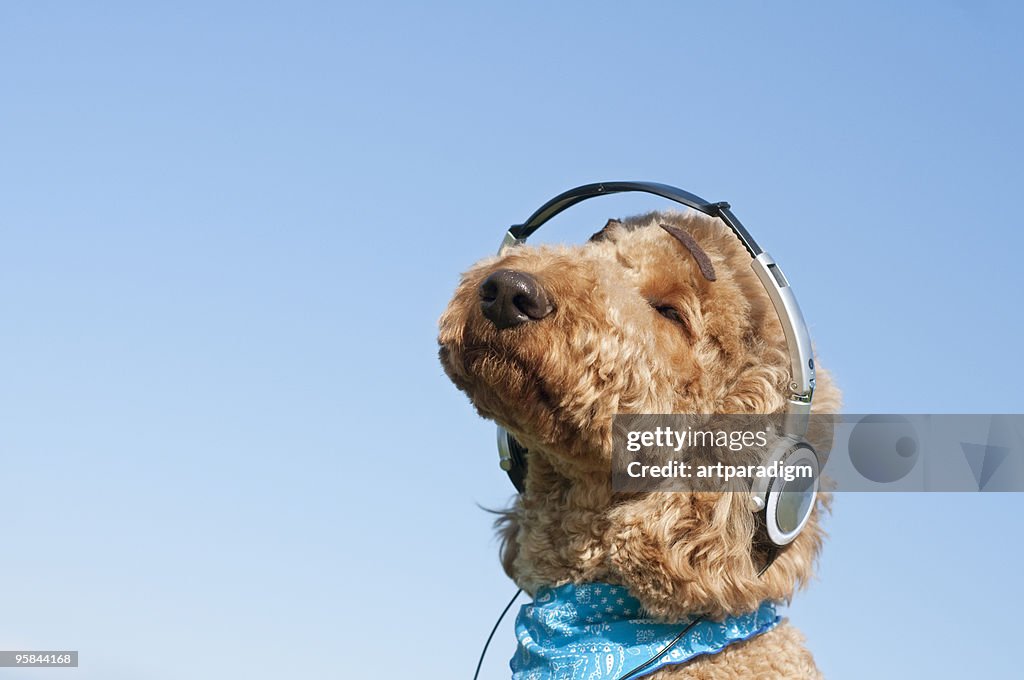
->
xmin=438 ymin=208 xmax=841 ymax=679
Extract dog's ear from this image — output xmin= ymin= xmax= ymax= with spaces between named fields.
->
xmin=606 ymin=492 xmax=825 ymax=619
xmin=589 ymin=219 xmax=622 ymax=242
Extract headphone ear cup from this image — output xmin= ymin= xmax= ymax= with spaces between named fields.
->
xmin=496 ymin=426 xmax=529 ymax=493
xmin=752 ymin=440 xmax=820 ymax=547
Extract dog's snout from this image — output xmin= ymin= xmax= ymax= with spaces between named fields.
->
xmin=479 ymin=269 xmax=553 ymax=329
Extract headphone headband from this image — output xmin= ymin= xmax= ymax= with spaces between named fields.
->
xmin=508 ymin=181 xmax=762 ymax=257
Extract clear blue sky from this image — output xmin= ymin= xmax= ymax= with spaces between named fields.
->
xmin=2 ymin=2 xmax=1022 ymax=678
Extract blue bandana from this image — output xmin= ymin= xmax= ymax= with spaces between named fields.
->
xmin=511 ymin=583 xmax=778 ymax=680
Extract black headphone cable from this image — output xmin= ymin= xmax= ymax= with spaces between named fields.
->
xmin=472 ymin=588 xmax=522 ymax=680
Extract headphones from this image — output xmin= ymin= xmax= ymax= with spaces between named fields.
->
xmin=492 ymin=182 xmax=819 ymax=548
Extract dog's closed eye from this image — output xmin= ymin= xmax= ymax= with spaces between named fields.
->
xmin=655 ymin=304 xmax=683 ymax=323
xmin=652 ymin=303 xmax=693 ymax=339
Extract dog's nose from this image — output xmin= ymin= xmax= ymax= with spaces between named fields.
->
xmin=479 ymin=269 xmax=553 ymax=329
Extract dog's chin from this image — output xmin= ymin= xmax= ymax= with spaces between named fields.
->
xmin=440 ymin=339 xmax=569 ymax=446
xmin=443 ymin=346 xmax=618 ymax=477
xmin=465 ymin=347 xmax=549 ymax=412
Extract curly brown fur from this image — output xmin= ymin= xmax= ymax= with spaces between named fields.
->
xmin=438 ymin=210 xmax=841 ymax=678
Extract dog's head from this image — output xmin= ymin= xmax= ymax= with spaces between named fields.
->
xmin=438 ymin=210 xmax=841 ymax=618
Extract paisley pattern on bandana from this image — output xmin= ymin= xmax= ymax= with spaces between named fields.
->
xmin=511 ymin=582 xmax=778 ymax=680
